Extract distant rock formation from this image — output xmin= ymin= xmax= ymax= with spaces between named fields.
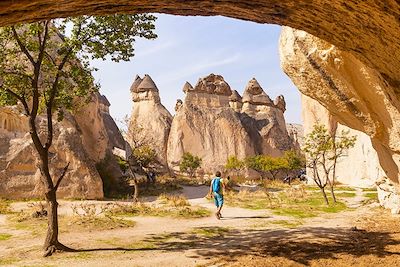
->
xmin=167 ymin=74 xmax=255 ymax=173
xmin=165 ymin=73 xmax=294 ymax=174
xmin=127 ymin=74 xmax=173 ymax=169
xmin=240 ymin=78 xmax=293 ymax=156
xmin=286 ymin=123 xmax=303 ymax=150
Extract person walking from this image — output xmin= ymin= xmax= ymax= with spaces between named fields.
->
xmin=209 ymin=171 xmax=226 ymax=219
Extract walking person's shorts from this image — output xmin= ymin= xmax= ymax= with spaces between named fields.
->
xmin=213 ymin=192 xmax=224 ymax=207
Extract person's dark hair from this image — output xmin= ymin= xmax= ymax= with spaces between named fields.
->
xmin=215 ymin=171 xmax=221 ymax=177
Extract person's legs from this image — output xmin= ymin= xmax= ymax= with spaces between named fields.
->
xmin=214 ymin=193 xmax=224 ymax=219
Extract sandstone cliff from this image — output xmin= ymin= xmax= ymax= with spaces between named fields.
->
xmin=280 ymin=27 xmax=400 ymax=212
xmin=127 ymin=74 xmax=173 ymax=169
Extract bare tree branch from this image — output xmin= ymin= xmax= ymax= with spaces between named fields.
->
xmin=54 ymin=162 xmax=70 ymax=191
xmin=4 ymin=87 xmax=31 ymax=115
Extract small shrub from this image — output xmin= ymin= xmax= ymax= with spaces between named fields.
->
xmin=0 ymin=233 xmax=12 ymax=241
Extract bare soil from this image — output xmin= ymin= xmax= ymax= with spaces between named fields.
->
xmin=0 ymin=186 xmax=399 ymax=267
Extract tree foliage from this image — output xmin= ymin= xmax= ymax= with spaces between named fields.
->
xmin=0 ymin=14 xmax=157 ymax=256
xmin=303 ymin=124 xmax=356 ymax=204
xmin=179 ymin=152 xmax=202 ymax=178
xmin=225 ymin=155 xmax=244 ymax=171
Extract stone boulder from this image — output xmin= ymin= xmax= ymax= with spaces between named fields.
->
xmin=127 ymin=74 xmax=173 ymax=170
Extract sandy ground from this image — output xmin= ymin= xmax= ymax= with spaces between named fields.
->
xmin=1 ymin=186 xmax=399 ymax=267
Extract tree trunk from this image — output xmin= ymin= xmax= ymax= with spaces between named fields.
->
xmin=132 ymin=179 xmax=139 ymax=202
xmin=39 ymin=159 xmax=73 ymax=256
xmin=43 ymin=189 xmax=59 ymax=254
xmin=329 ymin=184 xmax=337 ymax=203
xmin=321 ymin=187 xmax=329 ymax=205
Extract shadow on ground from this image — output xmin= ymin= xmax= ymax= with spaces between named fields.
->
xmin=75 ymin=226 xmax=400 ymax=265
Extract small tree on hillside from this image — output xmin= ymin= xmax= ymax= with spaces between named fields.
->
xmin=179 ymin=152 xmax=202 ymax=178
xmin=245 ymin=155 xmax=286 ymax=179
xmin=281 ymin=150 xmax=305 ymax=184
xmin=224 ymin=155 xmax=244 ymax=178
xmin=119 ymin=116 xmax=158 ymax=201
xmin=0 ymin=15 xmax=157 ymax=256
xmin=303 ymin=124 xmax=356 ymax=204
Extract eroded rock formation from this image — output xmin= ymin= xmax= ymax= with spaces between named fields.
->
xmin=0 ymin=106 xmax=103 ymax=199
xmin=166 ymin=74 xmax=293 ymax=174
xmin=167 ymin=74 xmax=255 ymax=173
xmin=0 ymin=92 xmax=125 ymax=199
xmin=280 ymin=27 xmax=400 ymax=212
xmin=127 ymin=74 xmax=173 ymax=169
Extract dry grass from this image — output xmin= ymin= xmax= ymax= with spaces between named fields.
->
xmin=108 ymin=195 xmax=210 ymax=219
xmin=0 ymin=199 xmax=12 ymax=214
xmin=157 ymin=194 xmax=190 ymax=207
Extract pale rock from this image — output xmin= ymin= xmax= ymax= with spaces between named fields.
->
xmin=0 ymin=107 xmax=103 ymax=199
xmin=167 ymin=75 xmax=256 ymax=173
xmin=229 ymin=90 xmax=243 ymax=112
xmin=301 ymin=95 xmax=384 ymax=188
xmin=280 ymin=27 xmax=400 ymax=187
xmin=128 ymin=75 xmax=172 ymax=169
xmin=241 ymin=78 xmax=293 ymax=156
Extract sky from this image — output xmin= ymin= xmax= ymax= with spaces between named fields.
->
xmin=90 ymin=14 xmax=301 ymax=127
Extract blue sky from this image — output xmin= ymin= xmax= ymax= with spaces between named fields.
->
xmin=90 ymin=14 xmax=301 ymax=127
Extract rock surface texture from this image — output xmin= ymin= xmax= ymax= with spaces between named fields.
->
xmin=280 ymin=27 xmax=400 ymax=212
xmin=0 ymin=107 xmax=103 ymax=199
xmin=0 ymin=1 xmax=399 ymax=99
xmin=128 ymin=75 xmax=173 ymax=169
xmin=166 ymin=74 xmax=293 ymax=174
xmin=0 ymin=93 xmax=125 ymax=199
xmin=301 ymin=95 xmax=384 ymax=188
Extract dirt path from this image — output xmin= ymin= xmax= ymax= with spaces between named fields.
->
xmin=1 ymin=186 xmax=399 ymax=267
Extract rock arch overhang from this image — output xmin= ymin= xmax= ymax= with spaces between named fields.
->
xmin=1 ymin=0 xmax=400 ymax=91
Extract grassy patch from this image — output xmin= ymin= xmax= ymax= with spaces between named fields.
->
xmin=192 ymin=227 xmax=230 ymax=237
xmin=270 ymin=220 xmax=303 ymax=228
xmin=140 ymin=181 xmax=183 ymax=197
xmin=61 ymin=216 xmax=135 ymax=232
xmin=364 ymin=192 xmax=378 ymax=200
xmin=0 ymin=257 xmax=19 ymax=265
xmin=335 ymin=192 xmax=356 ymax=198
xmin=362 ymin=187 xmax=377 ymax=192
xmin=0 ymin=233 xmax=12 ymax=241
xmin=335 ymin=186 xmax=356 ymax=191
xmin=226 ymin=188 xmax=349 ymax=219
xmin=8 ymin=213 xmax=47 ymax=236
